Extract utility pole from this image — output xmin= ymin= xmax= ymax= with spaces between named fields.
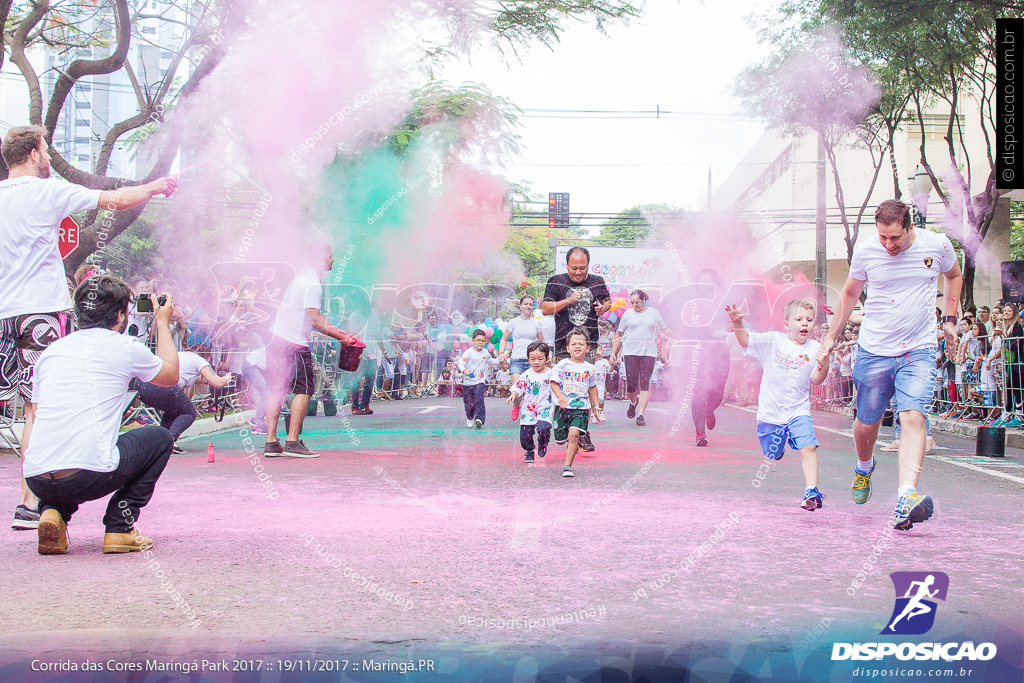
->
xmin=815 ymin=132 xmax=827 ymax=292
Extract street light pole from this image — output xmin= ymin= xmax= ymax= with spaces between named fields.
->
xmin=815 ymin=132 xmax=827 ymax=290
xmin=909 ymin=164 xmax=931 ymax=229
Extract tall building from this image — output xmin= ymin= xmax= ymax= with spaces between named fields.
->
xmin=3 ymin=0 xmax=188 ymax=178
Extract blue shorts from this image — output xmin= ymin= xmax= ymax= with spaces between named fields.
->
xmin=852 ymin=345 xmax=936 ymax=424
xmin=756 ymin=416 xmax=819 ymax=460
xmin=982 ymin=390 xmax=996 ymax=407
xmin=509 ymin=358 xmax=530 ymax=374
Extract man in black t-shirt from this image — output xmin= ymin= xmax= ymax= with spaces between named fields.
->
xmin=542 ymin=247 xmax=612 ymax=362
xmin=543 ymin=247 xmax=611 ymax=452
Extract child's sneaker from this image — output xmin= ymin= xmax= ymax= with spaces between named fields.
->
xmin=627 ymin=400 xmax=638 ymax=419
xmin=801 ymin=487 xmax=825 ymax=511
xmin=851 ymin=461 xmax=875 ymax=504
xmin=636 ymin=415 xmax=646 ymax=427
xmin=474 ymin=418 xmax=483 ymax=429
xmin=538 ymin=443 xmax=547 ymax=458
xmin=893 ymin=490 xmax=934 ymax=531
xmin=466 ymin=419 xmax=474 ymax=428
xmin=525 ymin=452 xmax=535 ymax=463
xmin=561 ymin=466 xmax=575 ymax=478
xmin=510 ymin=405 xmax=520 ymax=421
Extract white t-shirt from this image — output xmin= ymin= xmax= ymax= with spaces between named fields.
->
xmin=0 ymin=177 xmax=102 ymax=319
xmin=507 ymin=316 xmax=542 ymax=360
xmin=245 ymin=346 xmax=266 ymax=370
xmin=458 ymin=347 xmax=498 ymax=386
xmin=24 ymin=328 xmax=163 ymax=477
xmin=552 ymin=358 xmax=598 ymax=410
xmin=980 ymin=337 xmax=1001 ymax=392
xmin=271 ymin=266 xmax=322 ymax=344
xmin=743 ymin=331 xmax=822 ymax=425
xmin=512 ymin=367 xmax=554 ymax=425
xmin=849 ymin=229 xmax=957 ymax=356
xmin=617 ymin=307 xmax=667 ymax=357
xmin=177 ymin=351 xmax=211 ymax=389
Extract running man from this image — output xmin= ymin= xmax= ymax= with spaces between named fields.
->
xmin=888 ymin=575 xmax=939 ymax=631
xmin=824 ymin=199 xmax=961 ymax=531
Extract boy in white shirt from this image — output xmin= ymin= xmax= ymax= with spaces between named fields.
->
xmin=551 ymin=329 xmax=605 ymax=478
xmin=507 ymin=341 xmax=554 ymax=463
xmin=457 ymin=329 xmax=499 ymax=428
xmin=728 ymin=299 xmax=830 ymax=510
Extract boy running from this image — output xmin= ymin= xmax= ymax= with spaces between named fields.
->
xmin=594 ymin=345 xmax=611 ymax=412
xmin=551 ymin=328 xmax=605 ymax=478
xmin=507 ymin=341 xmax=554 ymax=463
xmin=727 ymin=299 xmax=830 ymax=510
xmin=458 ymin=329 xmax=499 ymax=428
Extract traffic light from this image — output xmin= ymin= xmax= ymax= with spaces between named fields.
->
xmin=548 ymin=192 xmax=569 ymax=228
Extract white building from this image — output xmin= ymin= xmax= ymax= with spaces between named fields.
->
xmin=711 ymin=102 xmax=1014 ymax=310
xmin=2 ymin=0 xmax=188 ymax=178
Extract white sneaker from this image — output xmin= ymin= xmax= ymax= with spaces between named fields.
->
xmin=561 ymin=466 xmax=575 ymax=478
xmin=880 ymin=440 xmax=900 ymax=452
xmin=925 ymin=436 xmax=936 ymax=453
xmin=466 ymin=419 xmax=474 ymax=428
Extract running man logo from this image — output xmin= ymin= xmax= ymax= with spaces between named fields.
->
xmin=880 ymin=571 xmax=949 ymax=635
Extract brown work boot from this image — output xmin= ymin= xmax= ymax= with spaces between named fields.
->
xmin=283 ymin=440 xmax=320 ymax=458
xmin=103 ymin=528 xmax=153 ymax=553
xmin=37 ymin=509 xmax=68 ymax=555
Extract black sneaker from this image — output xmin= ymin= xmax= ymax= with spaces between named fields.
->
xmin=264 ymin=440 xmax=285 ymax=457
xmin=696 ymin=432 xmax=708 ymax=447
xmin=171 ymin=445 xmax=186 ymax=455
xmin=627 ymin=401 xmax=638 ymax=419
xmin=12 ymin=504 xmax=40 ymax=530
xmin=538 ymin=443 xmax=547 ymax=458
xmin=525 ymin=452 xmax=535 ymax=463
xmin=283 ymin=440 xmax=320 ymax=458
xmin=636 ymin=415 xmax=646 ymax=427
xmin=579 ymin=434 xmax=595 ymax=452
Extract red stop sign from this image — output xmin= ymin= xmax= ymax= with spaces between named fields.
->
xmin=59 ymin=216 xmax=79 ymax=260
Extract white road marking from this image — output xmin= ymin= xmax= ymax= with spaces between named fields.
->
xmin=417 ymin=405 xmax=447 ymax=415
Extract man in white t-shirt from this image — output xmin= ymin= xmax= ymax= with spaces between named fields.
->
xmin=824 ymin=199 xmax=961 ymax=531
xmin=22 ymin=274 xmax=180 ymax=555
xmin=134 ymin=350 xmax=232 ymax=452
xmin=263 ymin=242 xmax=358 ymax=458
xmin=0 ymin=125 xmax=176 ymax=531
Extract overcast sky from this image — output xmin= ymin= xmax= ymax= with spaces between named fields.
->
xmin=440 ymin=0 xmax=777 ymax=219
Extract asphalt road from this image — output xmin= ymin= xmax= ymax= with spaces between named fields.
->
xmin=1 ymin=395 xmax=1021 ymax=680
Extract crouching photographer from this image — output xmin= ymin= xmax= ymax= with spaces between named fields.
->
xmin=22 ymin=274 xmax=180 ymax=555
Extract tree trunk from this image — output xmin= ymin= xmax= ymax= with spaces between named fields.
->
xmin=962 ymin=248 xmax=977 ymax=313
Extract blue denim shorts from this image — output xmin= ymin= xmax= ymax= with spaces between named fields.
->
xmin=756 ymin=415 xmax=819 ymax=460
xmin=509 ymin=358 xmax=530 ymax=374
xmin=853 ymin=345 xmax=936 ymax=424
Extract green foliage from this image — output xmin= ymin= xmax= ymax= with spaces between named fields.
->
xmin=489 ymin=0 xmax=642 ymax=55
xmin=1012 ymin=220 xmax=1024 ymax=261
xmin=598 ymin=204 xmax=683 ymax=245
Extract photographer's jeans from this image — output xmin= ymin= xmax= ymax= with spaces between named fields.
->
xmin=26 ymin=426 xmax=173 ymax=533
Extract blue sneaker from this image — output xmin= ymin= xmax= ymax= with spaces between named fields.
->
xmin=801 ymin=487 xmax=825 ymax=511
xmin=852 ymin=461 xmax=875 ymax=505
xmin=1003 ymin=416 xmax=1024 ymax=429
xmin=893 ymin=490 xmax=934 ymax=531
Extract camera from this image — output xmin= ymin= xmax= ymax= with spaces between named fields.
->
xmin=136 ymin=293 xmax=167 ymax=313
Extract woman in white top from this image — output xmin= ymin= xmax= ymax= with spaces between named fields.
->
xmin=499 ymin=295 xmax=545 ymax=382
xmin=610 ymin=289 xmax=672 ymax=427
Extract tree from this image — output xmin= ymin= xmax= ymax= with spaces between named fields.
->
xmin=2 ymin=0 xmax=641 ymax=272
xmin=597 ymin=203 xmax=683 ymax=245
xmin=738 ymin=30 xmax=883 ymax=265
xmin=761 ymin=0 xmax=1024 ymax=309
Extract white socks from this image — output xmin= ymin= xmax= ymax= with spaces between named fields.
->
xmin=898 ymin=483 xmax=915 ymax=497
xmin=856 ymin=457 xmax=874 ymax=474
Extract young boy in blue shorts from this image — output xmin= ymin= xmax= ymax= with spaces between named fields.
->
xmin=727 ymin=299 xmax=830 ymax=510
